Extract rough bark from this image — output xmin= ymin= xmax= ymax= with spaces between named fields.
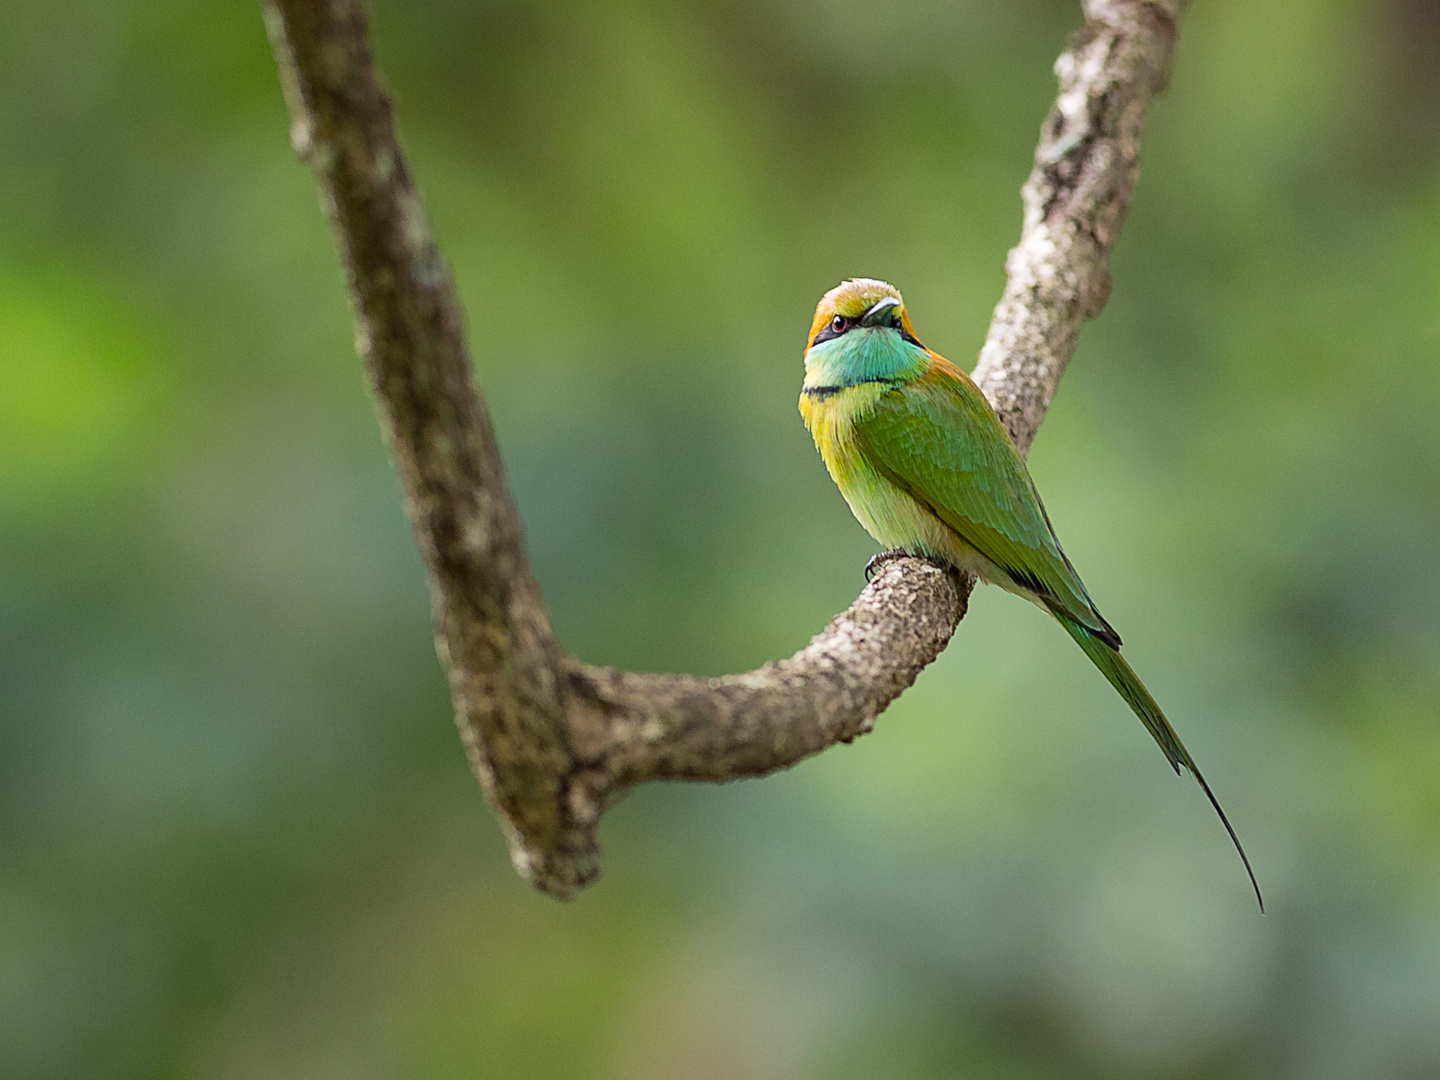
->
xmin=261 ymin=0 xmax=1187 ymax=898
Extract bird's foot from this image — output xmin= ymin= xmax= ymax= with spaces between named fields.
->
xmin=864 ymin=547 xmax=913 ymax=583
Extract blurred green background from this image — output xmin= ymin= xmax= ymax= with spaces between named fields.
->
xmin=4 ymin=0 xmax=1439 ymax=1076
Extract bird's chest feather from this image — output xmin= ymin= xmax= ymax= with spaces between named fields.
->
xmin=800 ymin=382 xmax=982 ymax=570
xmin=800 ymin=384 xmax=886 ymax=492
xmin=801 ymin=388 xmax=946 ymax=551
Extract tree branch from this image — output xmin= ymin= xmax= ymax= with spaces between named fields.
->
xmin=261 ymin=0 xmax=1186 ymax=899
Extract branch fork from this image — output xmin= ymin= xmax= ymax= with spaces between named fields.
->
xmin=262 ymin=0 xmax=1187 ymax=898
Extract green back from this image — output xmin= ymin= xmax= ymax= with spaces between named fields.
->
xmin=854 ymin=371 xmax=1119 ymax=646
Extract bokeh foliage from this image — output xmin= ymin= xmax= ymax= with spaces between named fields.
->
xmin=3 ymin=0 xmax=1439 ymax=1077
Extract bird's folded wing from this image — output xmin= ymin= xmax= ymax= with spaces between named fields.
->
xmin=853 ymin=367 xmax=1119 ymax=647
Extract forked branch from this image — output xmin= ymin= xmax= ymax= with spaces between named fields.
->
xmin=262 ymin=0 xmax=1186 ymax=898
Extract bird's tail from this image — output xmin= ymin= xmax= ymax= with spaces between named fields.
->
xmin=1054 ymin=612 xmax=1263 ymax=912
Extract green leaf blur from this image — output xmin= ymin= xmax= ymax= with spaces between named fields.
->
xmin=3 ymin=0 xmax=1438 ymax=1077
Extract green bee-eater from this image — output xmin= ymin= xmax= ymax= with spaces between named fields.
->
xmin=800 ymin=278 xmax=1260 ymax=908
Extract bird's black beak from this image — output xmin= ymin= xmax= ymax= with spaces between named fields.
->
xmin=860 ymin=297 xmax=902 ymax=328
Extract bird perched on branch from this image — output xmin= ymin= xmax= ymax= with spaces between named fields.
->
xmin=799 ymin=278 xmax=1261 ymax=909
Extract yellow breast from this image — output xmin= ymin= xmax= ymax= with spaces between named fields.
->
xmin=798 ymin=384 xmax=987 ymax=574
xmin=799 ymin=383 xmax=887 ymax=487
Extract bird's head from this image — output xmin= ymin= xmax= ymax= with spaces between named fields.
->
xmin=805 ymin=278 xmax=924 ymax=354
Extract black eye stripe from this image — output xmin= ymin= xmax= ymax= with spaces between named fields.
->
xmin=808 ymin=319 xmax=925 ymax=351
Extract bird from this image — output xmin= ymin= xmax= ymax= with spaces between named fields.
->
xmin=799 ymin=278 xmax=1261 ymax=910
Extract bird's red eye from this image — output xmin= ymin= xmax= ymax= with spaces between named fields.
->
xmin=831 ymin=314 xmax=847 ymax=333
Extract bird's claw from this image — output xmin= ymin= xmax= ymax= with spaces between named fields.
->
xmin=864 ymin=547 xmax=913 ymax=583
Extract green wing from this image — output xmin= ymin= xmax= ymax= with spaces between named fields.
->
xmin=854 ymin=369 xmax=1265 ymax=908
xmin=853 ymin=370 xmax=1118 ymax=646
